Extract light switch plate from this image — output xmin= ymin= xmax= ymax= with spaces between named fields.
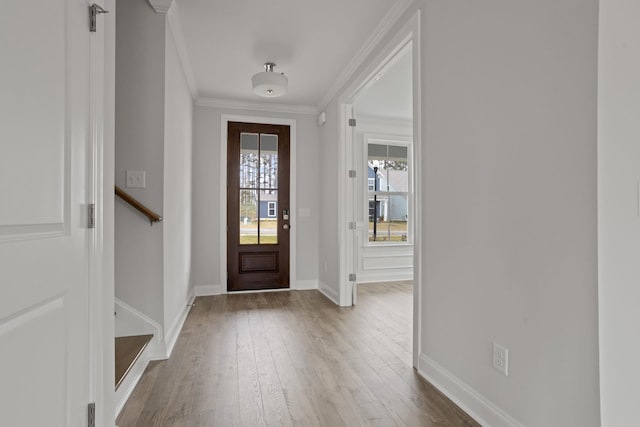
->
xmin=126 ymin=170 xmax=146 ymax=188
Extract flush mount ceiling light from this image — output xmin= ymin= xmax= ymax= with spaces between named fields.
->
xmin=252 ymin=62 xmax=288 ymax=98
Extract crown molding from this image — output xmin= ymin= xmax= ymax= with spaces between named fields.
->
xmin=166 ymin=4 xmax=198 ymax=99
xmin=317 ymin=0 xmax=414 ymax=111
xmin=147 ymin=0 xmax=173 ymax=13
xmin=196 ymin=97 xmax=318 ymax=116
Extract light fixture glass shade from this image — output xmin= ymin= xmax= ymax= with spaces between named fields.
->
xmin=252 ymin=63 xmax=288 ymax=97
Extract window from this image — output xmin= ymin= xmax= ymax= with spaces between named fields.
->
xmin=366 ymin=138 xmax=411 ymax=243
xmin=239 ymin=132 xmax=279 ymax=244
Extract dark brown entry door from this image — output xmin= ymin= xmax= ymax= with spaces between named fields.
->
xmin=227 ymin=122 xmax=290 ymax=291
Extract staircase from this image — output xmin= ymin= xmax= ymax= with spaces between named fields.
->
xmin=115 ymin=334 xmax=153 ymax=389
xmin=114 ymin=298 xmax=163 ymax=416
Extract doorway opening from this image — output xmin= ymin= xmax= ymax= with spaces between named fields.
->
xmin=350 ymin=45 xmax=414 ymax=291
xmin=339 ymin=12 xmax=421 ymax=367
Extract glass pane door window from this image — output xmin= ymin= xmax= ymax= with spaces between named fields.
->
xmin=239 ymin=132 xmax=279 ymax=244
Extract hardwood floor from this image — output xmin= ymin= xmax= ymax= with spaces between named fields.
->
xmin=117 ymin=282 xmax=479 ymax=427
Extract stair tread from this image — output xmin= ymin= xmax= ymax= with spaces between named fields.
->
xmin=115 ymin=334 xmax=153 ymax=390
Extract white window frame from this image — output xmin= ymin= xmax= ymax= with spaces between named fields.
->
xmin=364 ymin=134 xmax=413 ymax=246
xmin=368 ymin=177 xmax=376 ymax=191
xmin=267 ymin=201 xmax=276 ymax=217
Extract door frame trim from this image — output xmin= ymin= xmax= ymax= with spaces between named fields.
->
xmin=92 ymin=0 xmax=116 ymax=424
xmin=220 ymin=114 xmax=297 ymax=293
xmin=336 ymin=11 xmax=422 ymax=368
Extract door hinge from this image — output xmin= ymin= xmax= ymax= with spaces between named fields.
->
xmin=348 ymin=273 xmax=356 ymax=282
xmin=88 ymin=204 xmax=96 ymax=229
xmin=348 ymin=221 xmax=356 ymax=230
xmin=348 ymin=118 xmax=356 ymax=127
xmin=89 ymin=4 xmax=109 ymax=32
xmin=88 ymin=402 xmax=96 ymax=427
xmin=348 ymin=170 xmax=356 ymax=178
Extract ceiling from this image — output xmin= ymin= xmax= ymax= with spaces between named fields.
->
xmin=354 ymin=48 xmax=412 ymax=121
xmin=174 ymin=0 xmax=409 ymax=109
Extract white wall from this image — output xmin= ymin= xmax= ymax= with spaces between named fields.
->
xmin=420 ymin=1 xmax=599 ymax=426
xmin=115 ymin=0 xmax=166 ymax=325
xmin=598 ymin=1 xmax=640 ymax=425
xmin=115 ymin=0 xmax=194 ymax=345
xmin=191 ymin=104 xmax=320 ymax=291
xmin=191 ymin=106 xmax=220 ymax=288
xmin=318 ymin=0 xmax=600 ymax=425
xmin=163 ymin=21 xmax=194 ymax=337
xmin=317 ymin=102 xmax=342 ymax=301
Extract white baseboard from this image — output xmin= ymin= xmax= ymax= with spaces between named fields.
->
xmin=295 ymin=279 xmax=318 ymax=290
xmin=114 ymin=298 xmax=163 ymax=339
xmin=196 ymin=281 xmax=318 ymax=294
xmin=194 ymin=283 xmax=225 ymax=296
xmin=318 ymin=281 xmax=340 ymax=305
xmin=164 ymin=294 xmax=195 ymax=359
xmin=417 ymin=353 xmax=524 ymax=427
xmin=114 ymin=297 xmax=168 ymax=359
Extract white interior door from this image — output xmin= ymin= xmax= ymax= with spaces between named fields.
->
xmin=0 ymin=0 xmax=93 ymax=425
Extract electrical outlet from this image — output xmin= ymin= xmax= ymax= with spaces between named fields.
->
xmin=492 ymin=342 xmax=509 ymax=376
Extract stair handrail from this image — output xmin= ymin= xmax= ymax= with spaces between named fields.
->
xmin=115 ymin=186 xmax=163 ymax=225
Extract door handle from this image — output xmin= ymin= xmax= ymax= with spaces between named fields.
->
xmin=283 ymin=224 xmax=290 ymax=230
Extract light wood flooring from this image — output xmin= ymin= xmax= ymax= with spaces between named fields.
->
xmin=117 ymin=282 xmax=479 ymax=427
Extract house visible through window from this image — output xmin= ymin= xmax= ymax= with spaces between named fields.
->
xmin=367 ymin=140 xmax=411 ymax=243
xmin=267 ymin=201 xmax=276 ymax=217
xmin=368 ymin=177 xmax=376 ymax=191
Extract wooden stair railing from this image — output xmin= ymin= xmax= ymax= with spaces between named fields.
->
xmin=115 ymin=186 xmax=163 ymax=225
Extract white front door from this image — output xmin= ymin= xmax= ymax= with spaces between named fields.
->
xmin=0 ymin=0 xmax=95 ymax=425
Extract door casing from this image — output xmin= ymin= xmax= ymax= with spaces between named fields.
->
xmin=337 ymin=11 xmax=422 ymax=368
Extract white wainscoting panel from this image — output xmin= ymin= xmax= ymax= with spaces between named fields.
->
xmin=358 ymin=244 xmax=414 ymax=283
